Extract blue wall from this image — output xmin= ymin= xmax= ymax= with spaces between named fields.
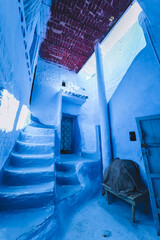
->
xmin=109 ymin=47 xmax=160 ymax=182
xmin=31 ymin=59 xmax=99 ymax=156
xmin=108 ymin=17 xmax=160 ymax=183
xmin=79 ymin=9 xmax=160 ymax=183
xmin=0 ymin=1 xmax=40 ymax=170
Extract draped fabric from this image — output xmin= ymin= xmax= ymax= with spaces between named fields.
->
xmin=103 ymin=159 xmax=141 ymax=195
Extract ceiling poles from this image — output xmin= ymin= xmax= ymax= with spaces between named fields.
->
xmin=94 ymin=42 xmax=112 ymax=171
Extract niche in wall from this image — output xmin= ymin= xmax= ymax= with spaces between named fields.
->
xmin=61 ymin=115 xmax=73 ymax=154
xmin=60 ymin=114 xmax=81 ymax=154
xmin=61 ymin=92 xmax=87 ymax=155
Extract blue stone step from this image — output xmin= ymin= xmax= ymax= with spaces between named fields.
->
xmin=55 ymin=161 xmax=77 ymax=172
xmin=56 ymin=171 xmax=80 ymax=186
xmin=23 ymin=125 xmax=55 ymax=136
xmin=14 ymin=140 xmax=54 ymax=154
xmin=56 ymin=185 xmax=83 ymax=201
xmin=30 ymin=121 xmax=55 ymax=129
xmin=18 ymin=131 xmax=55 ymax=144
xmin=0 ymin=121 xmax=57 ymax=212
xmin=3 ymin=165 xmax=55 ymax=186
xmin=0 ymin=182 xmax=55 ymax=210
xmin=10 ymin=152 xmax=54 ymax=168
xmin=13 ymin=206 xmax=58 ymax=240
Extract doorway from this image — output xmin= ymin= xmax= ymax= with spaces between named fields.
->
xmin=60 ymin=116 xmax=73 ymax=154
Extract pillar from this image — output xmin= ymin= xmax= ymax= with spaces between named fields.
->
xmin=94 ymin=42 xmax=112 ymax=171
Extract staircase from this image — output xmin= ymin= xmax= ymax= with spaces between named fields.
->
xmin=0 ymin=125 xmax=102 ymax=239
xmin=55 ymin=154 xmax=102 ymax=237
xmin=55 ymin=155 xmax=83 ymax=201
xmin=0 ymin=121 xmax=56 ymax=210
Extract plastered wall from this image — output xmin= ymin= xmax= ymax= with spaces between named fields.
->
xmin=107 ymin=16 xmax=160 ymax=182
xmin=30 ymin=58 xmax=99 ymax=155
xmin=81 ymin=13 xmax=160 ymax=182
xmin=0 ymin=1 xmax=40 ymax=170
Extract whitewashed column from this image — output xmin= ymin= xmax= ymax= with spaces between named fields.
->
xmin=94 ymin=42 xmax=112 ymax=171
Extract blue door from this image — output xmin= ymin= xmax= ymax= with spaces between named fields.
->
xmin=60 ymin=116 xmax=73 ymax=154
xmin=137 ymin=114 xmax=160 ymax=235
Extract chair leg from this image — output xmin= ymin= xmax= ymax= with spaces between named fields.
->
xmin=106 ymin=191 xmax=110 ymax=204
xmin=132 ymin=204 xmax=136 ymax=223
xmin=144 ymin=199 xmax=148 ymax=214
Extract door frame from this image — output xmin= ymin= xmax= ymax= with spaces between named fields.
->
xmin=60 ymin=113 xmax=81 ymax=154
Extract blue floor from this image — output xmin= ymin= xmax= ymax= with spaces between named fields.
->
xmin=62 ymin=196 xmax=158 ymax=240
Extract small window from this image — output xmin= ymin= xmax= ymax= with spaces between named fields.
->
xmin=129 ymin=131 xmax=136 ymax=141
xmin=62 ymin=81 xmax=66 ymax=87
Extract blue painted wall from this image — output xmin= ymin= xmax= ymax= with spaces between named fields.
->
xmin=108 ymin=17 xmax=160 ymax=183
xmin=79 ymin=9 xmax=160 ymax=183
xmin=31 ymin=58 xmax=99 ymax=156
xmin=0 ymin=1 xmax=40 ymax=171
xmin=6 ymin=0 xmax=159 ymax=185
xmin=109 ymin=48 xmax=160 ymax=182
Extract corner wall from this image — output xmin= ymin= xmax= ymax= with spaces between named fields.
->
xmin=30 ymin=58 xmax=99 ymax=155
xmin=108 ymin=21 xmax=160 ymax=183
xmin=82 ymin=12 xmax=160 ymax=182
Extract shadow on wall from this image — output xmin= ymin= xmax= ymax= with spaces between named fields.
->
xmin=108 ymin=34 xmax=160 ymax=184
xmin=104 ymin=20 xmax=146 ymax=101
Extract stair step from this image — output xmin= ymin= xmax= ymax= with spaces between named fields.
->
xmin=14 ymin=140 xmax=55 ymax=154
xmin=56 ymin=171 xmax=79 ymax=186
xmin=3 ymin=165 xmax=55 ymax=186
xmin=18 ymin=131 xmax=55 ymax=144
xmin=55 ymin=161 xmax=77 ymax=172
xmin=10 ymin=152 xmax=54 ymax=167
xmin=30 ymin=121 xmax=55 ymax=129
xmin=56 ymin=185 xmax=83 ymax=201
xmin=23 ymin=125 xmax=55 ymax=136
xmin=0 ymin=182 xmax=55 ymax=210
